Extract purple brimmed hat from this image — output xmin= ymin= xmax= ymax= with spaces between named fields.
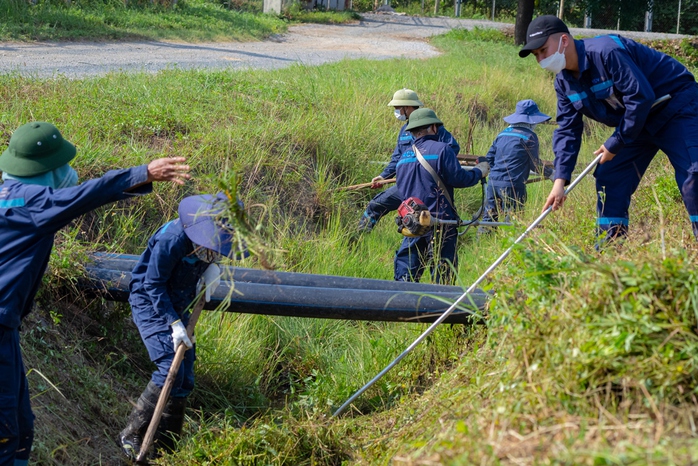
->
xmin=178 ymin=192 xmax=236 ymax=257
xmin=503 ymin=100 xmax=551 ymax=125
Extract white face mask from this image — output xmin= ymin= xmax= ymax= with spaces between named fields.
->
xmin=394 ymin=109 xmax=407 ymax=121
xmin=539 ymin=36 xmax=567 ymax=74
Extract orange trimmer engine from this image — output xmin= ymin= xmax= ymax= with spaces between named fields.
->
xmin=396 ymin=197 xmax=433 ymax=237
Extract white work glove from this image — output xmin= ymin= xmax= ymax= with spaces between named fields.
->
xmin=171 ymin=320 xmax=193 ymax=351
xmin=474 ymin=161 xmax=490 ymax=179
xmin=370 ymin=176 xmax=385 ymax=189
xmin=196 ymin=263 xmax=221 ymax=303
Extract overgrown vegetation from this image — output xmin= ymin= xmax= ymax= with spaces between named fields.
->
xmin=5 ymin=27 xmax=698 ymax=465
xmin=0 ymin=0 xmax=287 ymax=41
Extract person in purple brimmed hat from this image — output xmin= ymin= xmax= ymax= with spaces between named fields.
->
xmin=119 ymin=192 xmax=245 ymax=461
xmin=479 ymin=99 xmax=554 ymax=235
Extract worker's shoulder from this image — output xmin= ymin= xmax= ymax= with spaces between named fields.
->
xmin=497 ymin=126 xmax=534 ymax=140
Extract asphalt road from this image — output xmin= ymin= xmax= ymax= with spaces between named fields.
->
xmin=0 ymin=13 xmax=689 ymax=78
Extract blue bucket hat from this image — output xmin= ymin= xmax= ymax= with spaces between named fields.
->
xmin=503 ymin=100 xmax=551 ymax=125
xmin=178 ymin=192 xmax=239 ymax=257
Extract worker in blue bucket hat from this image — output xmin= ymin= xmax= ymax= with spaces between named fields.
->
xmin=119 ymin=192 xmax=246 ymax=462
xmin=520 ymin=15 xmax=698 ymax=243
xmin=357 ymin=88 xmax=460 ymax=234
xmin=0 ymin=121 xmax=190 ymax=466
xmin=479 ymin=99 xmax=554 ymax=234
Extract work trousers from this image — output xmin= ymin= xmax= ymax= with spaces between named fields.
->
xmin=358 ymin=186 xmax=402 ymax=232
xmin=594 ymin=89 xmax=698 ymax=241
xmin=0 ymin=327 xmax=34 ymax=466
xmin=133 ymin=309 xmax=196 ymax=398
xmin=394 ymin=225 xmax=458 ymax=284
xmin=481 ymin=183 xmax=527 ymax=226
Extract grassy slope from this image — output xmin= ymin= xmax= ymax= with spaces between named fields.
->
xmin=0 ymin=0 xmax=287 ymax=41
xmin=4 ymin=28 xmax=698 ymax=464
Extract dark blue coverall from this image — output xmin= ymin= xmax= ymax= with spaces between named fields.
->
xmin=129 ymin=219 xmax=210 ymax=397
xmin=552 ymin=35 xmax=698 ymax=239
xmin=394 ymin=135 xmax=482 ymax=283
xmin=482 ymin=125 xmax=553 ymax=225
xmin=359 ymin=124 xmax=460 ymax=232
xmin=0 ymin=167 xmax=151 ymax=466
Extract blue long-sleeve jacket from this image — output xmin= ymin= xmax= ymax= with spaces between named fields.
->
xmin=396 ymin=134 xmax=482 ymax=221
xmin=380 ymin=124 xmax=460 ymax=179
xmin=486 ymin=125 xmax=553 ymax=187
xmin=0 ymin=166 xmax=151 ymax=330
xmin=129 ymin=219 xmax=210 ymax=340
xmin=553 ymin=35 xmax=696 ymax=182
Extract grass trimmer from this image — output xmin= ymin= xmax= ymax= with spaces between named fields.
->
xmin=395 ymin=196 xmax=511 ymax=238
xmin=333 ymin=151 xmax=604 ymax=417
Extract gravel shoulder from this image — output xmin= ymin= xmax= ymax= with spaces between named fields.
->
xmin=0 ymin=13 xmax=690 ymax=78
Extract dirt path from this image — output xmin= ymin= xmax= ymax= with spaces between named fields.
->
xmin=0 ymin=13 xmax=689 ymax=77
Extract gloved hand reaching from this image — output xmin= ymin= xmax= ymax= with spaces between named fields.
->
xmin=474 ymin=161 xmax=490 ymax=179
xmin=370 ymin=176 xmax=385 ymax=189
xmin=197 ymin=263 xmax=221 ymax=303
xmin=171 ymin=320 xmax=193 ymax=352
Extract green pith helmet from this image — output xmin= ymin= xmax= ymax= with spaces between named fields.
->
xmin=0 ymin=122 xmax=76 ymax=177
xmin=405 ymin=108 xmax=442 ymax=131
xmin=387 ymin=88 xmax=423 ymax=107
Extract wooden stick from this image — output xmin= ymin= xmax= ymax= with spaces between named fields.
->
xmin=337 ymin=178 xmax=396 ymax=191
xmin=337 ymin=156 xmax=553 ymax=191
xmin=136 ymin=295 xmax=206 ymax=463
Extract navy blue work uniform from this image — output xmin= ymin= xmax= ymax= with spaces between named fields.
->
xmin=0 ymin=167 xmax=151 ymax=466
xmin=129 ymin=219 xmax=210 ymax=398
xmin=483 ymin=125 xmax=553 ymax=224
xmin=359 ymin=124 xmax=460 ymax=232
xmin=394 ymin=135 xmax=482 ymax=283
xmin=553 ymin=35 xmax=698 ymax=239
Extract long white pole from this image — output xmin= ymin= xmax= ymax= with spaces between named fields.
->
xmin=332 ymin=154 xmax=603 ymax=417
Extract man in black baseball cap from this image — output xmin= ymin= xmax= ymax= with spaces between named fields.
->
xmin=518 ymin=15 xmax=570 ymax=58
xmin=519 ymin=14 xmax=698 ymax=246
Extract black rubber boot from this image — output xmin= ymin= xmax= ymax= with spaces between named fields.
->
xmin=153 ymin=396 xmax=187 ymax=455
xmin=118 ymin=381 xmax=161 ymax=462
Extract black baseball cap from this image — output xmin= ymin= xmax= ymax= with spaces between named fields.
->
xmin=519 ymin=15 xmax=570 ymax=58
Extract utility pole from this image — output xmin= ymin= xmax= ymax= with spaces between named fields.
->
xmin=491 ymin=0 xmax=495 ymax=21
xmin=677 ymin=0 xmax=682 ymax=34
xmin=558 ymin=0 xmax=564 ymax=19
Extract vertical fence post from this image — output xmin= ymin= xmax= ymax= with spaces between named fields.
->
xmin=584 ymin=12 xmax=591 ymax=28
xmin=645 ymin=0 xmax=653 ymax=32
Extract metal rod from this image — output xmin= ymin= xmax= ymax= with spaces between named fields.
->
xmin=332 ymin=153 xmax=603 ymax=417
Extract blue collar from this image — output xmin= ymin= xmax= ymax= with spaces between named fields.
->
xmin=561 ymin=39 xmax=587 ymax=81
